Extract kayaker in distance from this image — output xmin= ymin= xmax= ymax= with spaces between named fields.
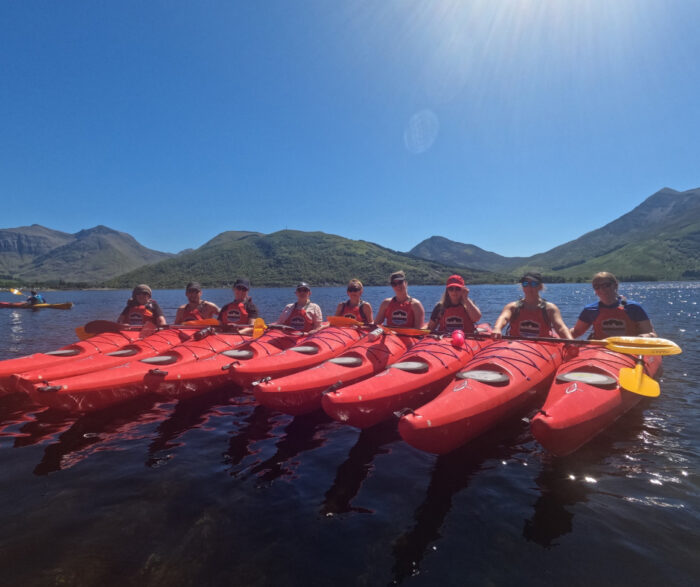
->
xmin=277 ymin=282 xmax=323 ymax=333
xmin=174 ymin=282 xmax=220 ymax=324
xmin=569 ymin=272 xmax=657 ymax=338
xmin=117 ymin=284 xmax=167 ymax=327
xmin=335 ymin=278 xmax=373 ymax=323
xmin=374 ymin=270 xmax=426 ymax=329
xmin=218 ymin=278 xmax=259 ymax=333
xmin=26 ymin=290 xmax=46 ymax=305
xmin=492 ymin=272 xmax=572 ymax=340
xmin=426 ymin=274 xmax=481 ymax=333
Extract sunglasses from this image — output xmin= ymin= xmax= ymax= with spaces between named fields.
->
xmin=521 ymin=280 xmax=541 ymax=288
xmin=593 ymin=282 xmax=614 ymax=290
xmin=391 ymin=280 xmax=405 ymax=287
xmin=234 ymin=285 xmax=248 ymax=291
xmin=296 ymin=288 xmax=310 ymax=293
xmin=347 ymin=287 xmax=361 ymax=293
xmin=447 ymin=286 xmax=462 ymax=292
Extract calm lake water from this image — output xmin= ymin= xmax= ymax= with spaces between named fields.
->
xmin=0 ymin=283 xmax=698 ymax=586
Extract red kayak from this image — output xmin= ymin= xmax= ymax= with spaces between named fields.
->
xmin=254 ymin=329 xmax=416 ymax=415
xmin=10 ymin=327 xmax=197 ymax=391
xmin=24 ymin=328 xmax=249 ymax=412
xmin=0 ymin=330 xmax=142 ymax=395
xmin=230 ymin=326 xmax=364 ymax=388
xmin=322 ymin=328 xmax=491 ymax=429
xmin=151 ymin=328 xmax=303 ymax=398
xmin=530 ymin=347 xmax=663 ymax=456
xmin=398 ymin=339 xmax=565 ymax=454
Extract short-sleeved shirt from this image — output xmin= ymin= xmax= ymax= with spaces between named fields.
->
xmin=118 ymin=300 xmax=165 ymax=324
xmin=577 ymin=298 xmax=649 ymax=325
xmin=277 ymin=302 xmax=323 ymax=327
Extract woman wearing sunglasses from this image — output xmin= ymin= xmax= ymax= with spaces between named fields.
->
xmin=492 ymin=272 xmax=571 ymax=340
xmin=426 ymin=274 xmax=481 ymax=333
xmin=374 ymin=270 xmax=425 ymax=329
xmin=335 ymin=279 xmax=373 ymax=323
xmin=219 ymin=278 xmax=259 ymax=327
xmin=277 ymin=281 xmax=323 ymax=333
xmin=570 ymin=272 xmax=656 ymax=338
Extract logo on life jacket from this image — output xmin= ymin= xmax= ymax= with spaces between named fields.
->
xmin=518 ymin=319 xmax=541 ymax=338
xmin=128 ymin=312 xmax=144 ymax=325
xmin=391 ymin=309 xmax=408 ymax=326
xmin=600 ymin=318 xmax=627 ymax=337
xmin=226 ymin=308 xmax=241 ymax=322
xmin=445 ymin=316 xmax=464 ymax=332
xmin=289 ymin=315 xmax=306 ymax=330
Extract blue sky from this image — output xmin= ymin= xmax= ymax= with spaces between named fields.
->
xmin=1 ymin=1 xmax=698 ymax=257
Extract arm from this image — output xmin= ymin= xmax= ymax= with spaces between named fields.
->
xmin=411 ymin=299 xmax=426 ymax=329
xmin=204 ymin=301 xmax=220 ymax=318
xmin=277 ymin=303 xmax=293 ymax=325
xmin=361 ymin=302 xmax=374 ymax=324
xmin=374 ymin=299 xmax=390 ymax=325
xmin=547 ymin=303 xmax=572 ymax=340
xmin=174 ymin=305 xmax=187 ymax=325
xmin=462 ymin=288 xmax=482 ymax=323
xmin=636 ymin=319 xmax=656 ymax=337
xmin=492 ymin=302 xmax=516 ymax=339
xmin=570 ymin=319 xmax=591 ymax=339
xmin=427 ymin=303 xmax=442 ymax=332
xmin=334 ymin=302 xmax=345 ymax=317
xmin=246 ymin=300 xmax=259 ymax=324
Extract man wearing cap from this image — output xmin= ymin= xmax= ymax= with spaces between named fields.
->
xmin=219 ymin=278 xmax=259 ymax=328
xmin=117 ymin=284 xmax=167 ymax=327
xmin=427 ymin=274 xmax=482 ymax=333
xmin=374 ymin=270 xmax=425 ymax=329
xmin=174 ymin=282 xmax=220 ymax=324
xmin=277 ymin=282 xmax=323 ymax=333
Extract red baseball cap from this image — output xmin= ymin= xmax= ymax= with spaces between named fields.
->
xmin=446 ymin=275 xmax=465 ymax=287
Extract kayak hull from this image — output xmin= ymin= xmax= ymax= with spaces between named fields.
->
xmin=0 ymin=301 xmax=72 ymax=309
xmin=399 ymin=340 xmax=564 ymax=454
xmin=254 ymin=331 xmax=415 ymax=415
xmin=322 ymin=329 xmax=491 ymax=429
xmin=531 ymin=347 xmax=663 ymax=456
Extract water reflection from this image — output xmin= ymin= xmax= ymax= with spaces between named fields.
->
xmin=321 ymin=423 xmax=399 ymax=515
xmin=223 ymin=402 xmax=276 ymax=470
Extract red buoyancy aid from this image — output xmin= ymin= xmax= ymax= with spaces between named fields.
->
xmin=385 ymin=297 xmax=415 ymax=328
xmin=125 ymin=304 xmax=155 ymax=326
xmin=592 ymin=300 xmax=638 ymax=338
xmin=220 ymin=300 xmax=249 ymax=325
xmin=508 ymin=299 xmax=552 ymax=338
xmin=180 ymin=304 xmax=205 ymax=323
xmin=285 ymin=303 xmax=314 ymax=332
xmin=439 ymin=304 xmax=476 ymax=333
xmin=340 ymin=300 xmax=369 ymax=322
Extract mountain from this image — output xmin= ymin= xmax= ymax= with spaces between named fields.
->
xmin=513 ymin=187 xmax=700 ymax=281
xmin=409 ymin=236 xmax=527 ymax=272
xmin=106 ymin=230 xmax=498 ymax=288
xmin=409 ymin=187 xmax=700 ymax=282
xmin=0 ymin=225 xmax=174 ymax=283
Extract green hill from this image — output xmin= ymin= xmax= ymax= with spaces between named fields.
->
xmin=107 ymin=230 xmax=499 ymax=288
xmin=409 ymin=236 xmax=527 ymax=272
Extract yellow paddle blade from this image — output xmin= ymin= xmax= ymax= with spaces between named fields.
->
xmin=253 ymin=317 xmax=266 ymax=339
xmin=10 ymin=288 xmax=23 ymax=296
xmin=619 ymin=362 xmax=660 ymax=397
xmin=327 ymin=316 xmax=363 ymax=327
xmin=602 ymin=336 xmax=681 ymax=356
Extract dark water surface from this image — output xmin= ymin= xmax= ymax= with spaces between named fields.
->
xmin=0 ymin=283 xmax=698 ymax=586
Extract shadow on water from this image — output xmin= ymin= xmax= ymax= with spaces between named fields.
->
xmin=321 ymin=422 xmax=399 ymax=515
xmin=223 ymin=402 xmax=276 ymax=470
xmin=31 ymin=396 xmax=162 ymax=475
xmin=524 ymin=404 xmax=647 ymax=547
xmin=145 ymin=386 xmax=245 ymax=468
xmin=390 ymin=421 xmax=525 ymax=585
xmin=239 ymin=410 xmax=335 ymax=485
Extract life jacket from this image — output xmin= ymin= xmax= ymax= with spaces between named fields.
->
xmin=438 ymin=304 xmax=476 ymax=333
xmin=340 ymin=300 xmax=369 ymax=322
xmin=125 ymin=303 xmax=156 ymax=326
xmin=285 ymin=302 xmax=314 ymax=332
xmin=180 ymin=304 xmax=205 ymax=323
xmin=508 ymin=298 xmax=552 ymax=338
xmin=220 ymin=300 xmax=250 ymax=325
xmin=592 ymin=298 xmax=638 ymax=338
xmin=385 ymin=297 xmax=415 ymax=328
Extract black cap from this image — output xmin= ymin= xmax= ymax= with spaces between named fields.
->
xmin=233 ymin=278 xmax=250 ymax=289
xmin=296 ymin=281 xmax=310 ymax=290
xmin=186 ymin=281 xmax=202 ymax=292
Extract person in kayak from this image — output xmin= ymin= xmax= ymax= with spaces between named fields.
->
xmin=26 ymin=290 xmax=46 ymax=305
xmin=277 ymin=282 xmax=323 ymax=333
xmin=218 ymin=278 xmax=259 ymax=330
xmin=426 ymin=274 xmax=481 ymax=333
xmin=174 ymin=282 xmax=220 ymax=324
xmin=374 ymin=271 xmax=425 ymax=329
xmin=492 ymin=272 xmax=571 ymax=339
xmin=117 ymin=284 xmax=167 ymax=327
xmin=335 ymin=279 xmax=373 ymax=323
xmin=570 ymin=272 xmax=656 ymax=338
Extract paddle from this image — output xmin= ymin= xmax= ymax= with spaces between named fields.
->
xmin=327 ymin=315 xmax=430 ymax=337
xmin=10 ymin=288 xmax=23 ymax=296
xmin=253 ymin=317 xmax=266 ymax=339
xmin=74 ymin=318 xmax=223 ymax=340
xmin=487 ymin=334 xmax=681 ymax=357
xmin=619 ymin=357 xmax=660 ymax=397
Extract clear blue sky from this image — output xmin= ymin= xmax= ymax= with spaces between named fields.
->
xmin=1 ymin=1 xmax=698 ymax=257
